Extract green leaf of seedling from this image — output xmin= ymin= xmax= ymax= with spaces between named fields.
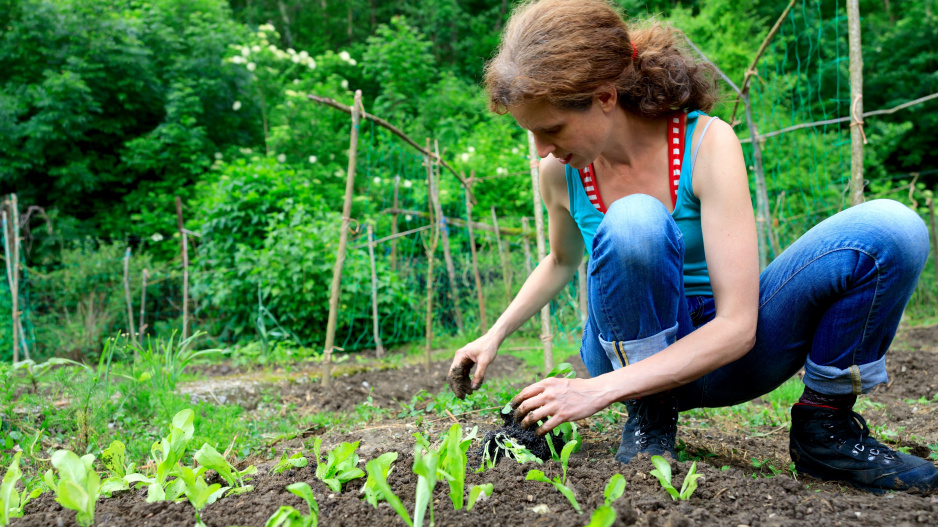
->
xmin=526 ymin=470 xmax=581 ymax=513
xmin=194 ymin=443 xmax=239 ymax=487
xmin=649 ymin=455 xmax=679 ymax=501
xmin=413 ymin=448 xmax=439 ymax=527
xmin=365 ymin=458 xmax=412 ymax=527
xmin=545 ymin=363 xmax=575 ymax=379
xmin=560 ymin=440 xmax=578 ymax=485
xmin=264 ymin=505 xmax=304 ymax=527
xmin=286 ymin=482 xmax=319 ymax=523
xmin=584 ymin=505 xmax=617 ymax=527
xmin=271 ymin=452 xmax=308 ymax=474
xmin=679 ymin=461 xmax=703 ymax=500
xmin=101 ymin=441 xmax=127 ymax=479
xmin=51 ymin=450 xmax=101 ymax=527
xmin=361 ymin=452 xmax=397 ymax=508
xmin=544 ymin=430 xmax=559 ymax=461
xmin=466 ymin=483 xmax=493 ymax=512
xmin=603 ymin=474 xmax=626 ymax=505
xmin=1 ymin=452 xmax=24 ymax=524
xmin=501 ymin=402 xmax=514 ymax=415
xmin=439 ymin=424 xmax=467 ymax=510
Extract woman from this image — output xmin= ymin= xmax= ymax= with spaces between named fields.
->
xmin=448 ymin=0 xmax=938 ymax=494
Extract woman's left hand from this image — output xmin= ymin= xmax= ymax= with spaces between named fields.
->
xmin=510 ymin=376 xmax=611 ymax=435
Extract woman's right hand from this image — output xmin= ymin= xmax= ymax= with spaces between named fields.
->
xmin=447 ymin=333 xmax=501 ymax=398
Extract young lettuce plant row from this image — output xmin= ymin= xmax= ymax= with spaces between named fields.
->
xmin=649 ymin=455 xmax=703 ymax=501
xmin=0 ymin=453 xmax=43 ymax=527
xmin=264 ymin=482 xmax=319 ymax=527
xmin=525 ymin=440 xmax=581 ymax=513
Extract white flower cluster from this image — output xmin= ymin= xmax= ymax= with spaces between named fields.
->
xmin=337 ymin=50 xmax=357 ymax=66
xmin=496 ymin=167 xmax=507 ymax=175
xmin=227 ymin=38 xmax=316 ymax=70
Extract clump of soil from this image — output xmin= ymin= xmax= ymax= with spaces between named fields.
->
xmin=480 ymin=406 xmax=551 ymax=464
xmin=446 ymin=359 xmax=474 ymax=399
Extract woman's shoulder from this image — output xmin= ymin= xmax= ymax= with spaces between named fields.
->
xmin=539 ymin=155 xmax=571 ymax=210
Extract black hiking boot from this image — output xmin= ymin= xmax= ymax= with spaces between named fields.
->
xmin=616 ymin=392 xmax=678 ymax=464
xmin=790 ymin=403 xmax=938 ymax=494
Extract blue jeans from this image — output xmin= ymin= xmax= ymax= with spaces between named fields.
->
xmin=579 ymin=195 xmax=929 ymax=410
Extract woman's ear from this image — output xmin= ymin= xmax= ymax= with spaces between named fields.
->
xmin=595 ymin=85 xmax=618 ymax=113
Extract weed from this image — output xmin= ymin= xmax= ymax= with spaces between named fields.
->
xmin=751 ymin=458 xmax=781 ymax=478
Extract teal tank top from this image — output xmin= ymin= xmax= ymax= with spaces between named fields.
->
xmin=564 ymin=110 xmax=714 ymax=297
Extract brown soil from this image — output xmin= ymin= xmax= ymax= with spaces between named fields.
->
xmin=12 ymin=326 xmax=938 ymax=527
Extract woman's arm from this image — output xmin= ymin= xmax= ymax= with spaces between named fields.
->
xmin=513 ymin=119 xmax=759 ymax=434
xmin=448 ymin=156 xmax=586 ymax=395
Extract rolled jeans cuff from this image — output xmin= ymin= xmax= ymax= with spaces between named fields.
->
xmin=599 ymin=322 xmax=679 ymax=371
xmin=803 ymin=356 xmax=888 ymax=396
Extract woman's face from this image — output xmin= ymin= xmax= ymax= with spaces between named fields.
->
xmin=508 ymin=96 xmax=612 ymax=170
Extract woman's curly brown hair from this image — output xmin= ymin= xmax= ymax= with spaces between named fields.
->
xmin=484 ymin=0 xmax=719 ymax=118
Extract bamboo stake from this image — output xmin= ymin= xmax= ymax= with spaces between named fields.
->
xmin=2 ymin=207 xmax=17 ymax=363
xmin=578 ymin=258 xmax=588 ymax=325
xmin=929 ymin=198 xmax=938 ymax=293
xmin=176 ymin=197 xmax=189 ymax=340
xmin=10 ymin=196 xmax=27 ymax=361
xmin=122 ymin=248 xmax=138 ymax=347
xmin=743 ymin=93 xmax=771 ymax=270
xmin=464 ymin=172 xmax=486 ymax=334
xmin=139 ymin=269 xmax=148 ymax=338
xmin=391 ymin=175 xmax=400 ymax=271
xmin=847 ymin=0 xmax=866 ymax=206
xmin=423 ymin=139 xmax=441 ymax=372
xmin=434 ymin=140 xmax=464 ymax=332
xmin=322 ymin=89 xmax=363 ymax=388
xmin=521 ymin=217 xmax=533 ymax=277
xmin=367 ymin=224 xmax=385 ymax=358
xmin=490 ymin=207 xmax=513 ymax=304
xmin=527 ymin=132 xmax=553 ymax=374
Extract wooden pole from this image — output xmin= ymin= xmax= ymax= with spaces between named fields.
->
xmin=2 ymin=207 xmax=17 ymax=363
xmin=424 ymin=139 xmax=441 ymax=372
xmin=123 ymin=248 xmax=138 ymax=347
xmin=367 ymin=224 xmax=385 ymax=358
xmin=139 ymin=269 xmax=148 ymax=337
xmin=464 ymin=172 xmax=486 ymax=334
xmin=490 ymin=207 xmax=513 ymax=303
xmin=322 ymin=89 xmax=363 ymax=388
xmin=743 ymin=93 xmax=770 ymax=270
xmin=847 ymin=0 xmax=866 ymax=206
xmin=578 ymin=258 xmax=588 ymax=325
xmin=527 ymin=132 xmax=553 ymax=374
xmin=521 ymin=217 xmax=533 ymax=277
xmin=434 ymin=140 xmax=464 ymax=333
xmin=175 ymin=197 xmax=189 ymax=340
xmin=10 ymin=196 xmax=28 ymax=361
xmin=929 ymin=198 xmax=938 ymax=293
xmin=391 ymin=175 xmax=400 ymax=271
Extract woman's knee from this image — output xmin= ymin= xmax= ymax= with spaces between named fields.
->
xmin=593 ymin=195 xmax=681 ymax=268
xmin=856 ymin=199 xmax=929 ymax=272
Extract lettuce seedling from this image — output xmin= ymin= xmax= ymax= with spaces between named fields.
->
xmin=313 ymin=438 xmax=365 ymax=492
xmin=466 ymin=483 xmax=493 ymax=512
xmin=584 ymin=505 xmax=616 ymax=527
xmin=649 ymin=456 xmax=703 ymax=501
xmin=412 ymin=446 xmax=439 ymax=527
xmin=271 ymin=452 xmax=308 ymax=475
xmin=438 ymin=423 xmax=474 ymax=510
xmin=264 ymin=482 xmax=319 ymax=527
xmin=603 ymin=473 xmax=626 ymax=505
xmin=526 ymin=469 xmax=581 ymax=514
xmin=178 ymin=464 xmax=227 ymax=527
xmin=99 ymin=440 xmax=137 ymax=497
xmin=49 ymin=450 xmax=102 ymax=527
xmin=361 ymin=452 xmax=397 ymax=507
xmin=134 ymin=409 xmax=195 ymax=502
xmin=364 ymin=457 xmax=412 ymax=527
xmin=1 ymin=452 xmax=43 ymax=526
xmin=194 ymin=443 xmax=256 ymax=496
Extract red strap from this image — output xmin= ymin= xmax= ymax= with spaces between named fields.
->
xmin=579 ymin=112 xmax=686 ymax=214
xmin=578 ymin=163 xmax=607 ymax=214
xmin=668 ymin=113 xmax=686 ymax=210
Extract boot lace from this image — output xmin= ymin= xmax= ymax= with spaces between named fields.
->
xmin=820 ymin=409 xmax=897 ymax=462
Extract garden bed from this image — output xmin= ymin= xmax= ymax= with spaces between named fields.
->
xmin=11 ymin=328 xmax=938 ymax=526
